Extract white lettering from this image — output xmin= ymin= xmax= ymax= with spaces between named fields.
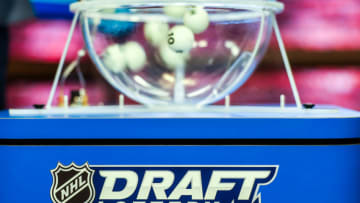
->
xmin=70 ymin=179 xmax=78 ymax=194
xmin=137 ymin=171 xmax=175 ymax=200
xmin=79 ymin=175 xmax=86 ymax=187
xmin=205 ymin=171 xmax=236 ymax=200
xmin=61 ymin=187 xmax=69 ymax=201
xmin=204 ymin=171 xmax=270 ymax=200
xmin=99 ymin=171 xmax=138 ymax=200
xmin=168 ymin=171 xmax=203 ymax=200
xmin=237 ymin=171 xmax=270 ymax=200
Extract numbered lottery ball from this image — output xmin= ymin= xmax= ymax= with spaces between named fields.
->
xmin=144 ymin=22 xmax=169 ymax=47
xmin=123 ymin=41 xmax=147 ymax=72
xmin=168 ymin=25 xmax=195 ymax=53
xmin=159 ymin=43 xmax=187 ymax=70
xmin=103 ymin=44 xmax=126 ymax=73
xmin=184 ymin=6 xmax=209 ymax=34
xmin=163 ymin=5 xmax=187 ymax=18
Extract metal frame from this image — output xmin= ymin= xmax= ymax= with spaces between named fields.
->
xmin=45 ymin=0 xmax=303 ymax=110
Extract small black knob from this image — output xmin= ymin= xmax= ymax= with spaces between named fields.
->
xmin=303 ymin=103 xmax=316 ymax=109
xmin=33 ymin=104 xmax=45 ymax=109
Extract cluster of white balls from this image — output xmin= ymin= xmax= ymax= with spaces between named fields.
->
xmin=103 ymin=5 xmax=210 ymax=73
xmin=166 ymin=6 xmax=209 ymax=52
xmin=103 ymin=41 xmax=147 ymax=73
xmin=144 ymin=5 xmax=209 ymax=69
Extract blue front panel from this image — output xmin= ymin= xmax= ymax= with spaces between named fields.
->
xmin=0 ymin=145 xmax=359 ymax=203
xmin=1 ymin=118 xmax=360 ymax=139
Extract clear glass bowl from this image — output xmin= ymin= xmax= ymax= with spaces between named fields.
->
xmin=80 ymin=1 xmax=279 ymax=106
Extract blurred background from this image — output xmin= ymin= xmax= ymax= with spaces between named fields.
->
xmin=5 ymin=0 xmax=360 ymax=109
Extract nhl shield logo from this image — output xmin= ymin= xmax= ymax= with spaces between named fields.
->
xmin=50 ymin=163 xmax=95 ymax=203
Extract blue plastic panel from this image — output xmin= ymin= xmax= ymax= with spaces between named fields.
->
xmin=0 ymin=116 xmax=359 ymax=139
xmin=0 ymin=145 xmax=359 ymax=203
xmin=30 ymin=1 xmax=75 ymax=19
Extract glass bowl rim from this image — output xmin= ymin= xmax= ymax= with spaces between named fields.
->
xmin=70 ymin=0 xmax=284 ymax=14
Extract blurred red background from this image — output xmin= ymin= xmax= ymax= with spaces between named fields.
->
xmin=6 ymin=0 xmax=360 ymax=110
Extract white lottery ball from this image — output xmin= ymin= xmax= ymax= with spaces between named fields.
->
xmin=144 ymin=22 xmax=169 ymax=47
xmin=184 ymin=6 xmax=209 ymax=34
xmin=123 ymin=41 xmax=147 ymax=72
xmin=159 ymin=43 xmax=187 ymax=70
xmin=168 ymin=25 xmax=195 ymax=53
xmin=103 ymin=44 xmax=126 ymax=73
xmin=163 ymin=6 xmax=187 ymax=18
